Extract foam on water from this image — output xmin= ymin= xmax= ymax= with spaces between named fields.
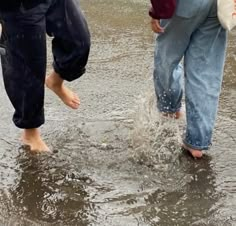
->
xmin=131 ymin=90 xmax=184 ymax=171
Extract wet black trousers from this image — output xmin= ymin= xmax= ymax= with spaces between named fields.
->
xmin=0 ymin=0 xmax=90 ymax=129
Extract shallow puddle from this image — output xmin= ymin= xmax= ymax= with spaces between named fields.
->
xmin=0 ymin=0 xmax=236 ymax=225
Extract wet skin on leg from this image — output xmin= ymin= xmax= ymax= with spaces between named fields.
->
xmin=182 ymin=143 xmax=203 ymax=159
xmin=21 ymin=128 xmax=50 ymax=152
xmin=161 ymin=111 xmax=184 ymax=119
xmin=46 ymin=71 xmax=80 ymax=109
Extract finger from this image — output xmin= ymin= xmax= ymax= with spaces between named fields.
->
xmin=153 ymin=23 xmax=164 ymax=33
xmin=151 ymin=24 xmax=162 ymax=33
xmin=156 ymin=22 xmax=164 ymax=33
xmin=151 ymin=20 xmax=164 ymax=33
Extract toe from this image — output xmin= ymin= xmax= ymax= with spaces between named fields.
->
xmin=74 ymin=99 xmax=80 ymax=105
xmin=73 ymin=95 xmax=80 ymax=103
xmin=71 ymin=102 xmax=79 ymax=109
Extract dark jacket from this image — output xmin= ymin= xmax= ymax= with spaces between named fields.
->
xmin=0 ymin=0 xmax=47 ymax=11
xmin=149 ymin=0 xmax=176 ymax=19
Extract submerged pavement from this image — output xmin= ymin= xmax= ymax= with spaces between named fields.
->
xmin=0 ymin=0 xmax=236 ymax=225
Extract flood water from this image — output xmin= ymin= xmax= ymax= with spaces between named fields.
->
xmin=0 ymin=0 xmax=236 ymax=225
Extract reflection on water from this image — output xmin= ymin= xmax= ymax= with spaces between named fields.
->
xmin=0 ymin=0 xmax=236 ymax=225
xmin=143 ymin=157 xmax=218 ymax=226
xmin=0 ymin=148 xmax=94 ymax=225
xmin=11 ymin=154 xmax=91 ymax=225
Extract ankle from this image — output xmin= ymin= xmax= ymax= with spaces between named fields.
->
xmin=162 ymin=111 xmax=183 ymax=119
xmin=182 ymin=143 xmax=203 ymax=158
xmin=190 ymin=150 xmax=203 ymax=158
xmin=21 ymin=129 xmax=50 ymax=152
xmin=23 ymin=128 xmax=41 ymax=140
xmin=47 ymin=71 xmax=63 ymax=87
xmin=175 ymin=111 xmax=183 ymax=119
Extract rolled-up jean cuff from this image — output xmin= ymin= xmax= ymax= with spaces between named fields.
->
xmin=158 ymin=106 xmax=182 ymax=114
xmin=53 ymin=62 xmax=86 ymax=82
xmin=183 ymin=140 xmax=209 ymax=151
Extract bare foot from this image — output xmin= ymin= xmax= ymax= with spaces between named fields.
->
xmin=46 ymin=71 xmax=80 ymax=109
xmin=182 ymin=143 xmax=203 ymax=159
xmin=21 ymin=129 xmax=50 ymax=152
xmin=162 ymin=111 xmax=184 ymax=119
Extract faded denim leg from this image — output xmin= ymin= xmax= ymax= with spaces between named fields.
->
xmin=153 ymin=12 xmax=202 ymax=114
xmin=183 ymin=4 xmax=227 ymax=150
xmin=153 ymin=0 xmax=227 ymax=150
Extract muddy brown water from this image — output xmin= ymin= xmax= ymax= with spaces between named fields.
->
xmin=0 ymin=0 xmax=236 ymax=225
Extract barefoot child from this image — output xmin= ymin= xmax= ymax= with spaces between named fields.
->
xmin=0 ymin=0 xmax=90 ymax=151
xmin=149 ymin=0 xmax=227 ymax=158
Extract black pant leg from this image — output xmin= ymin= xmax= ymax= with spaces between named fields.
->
xmin=46 ymin=0 xmax=91 ymax=81
xmin=0 ymin=6 xmax=48 ymax=129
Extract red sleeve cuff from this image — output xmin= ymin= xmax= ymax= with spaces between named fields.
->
xmin=149 ymin=7 xmax=160 ymax=19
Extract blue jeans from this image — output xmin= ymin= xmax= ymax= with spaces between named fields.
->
xmin=153 ymin=0 xmax=227 ymax=150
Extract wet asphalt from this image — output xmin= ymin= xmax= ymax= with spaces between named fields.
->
xmin=0 ymin=0 xmax=236 ymax=225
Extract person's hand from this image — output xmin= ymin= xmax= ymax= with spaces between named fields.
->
xmin=151 ymin=18 xmax=164 ymax=33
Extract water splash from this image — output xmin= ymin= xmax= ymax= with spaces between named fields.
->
xmin=131 ymin=90 xmax=183 ymax=170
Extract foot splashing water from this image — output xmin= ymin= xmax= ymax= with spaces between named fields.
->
xmin=131 ymin=91 xmax=184 ymax=172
